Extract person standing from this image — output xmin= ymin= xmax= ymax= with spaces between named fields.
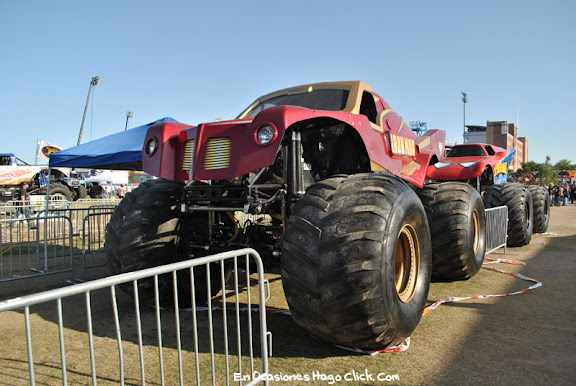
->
xmin=12 ymin=182 xmax=36 ymax=229
xmin=553 ymin=184 xmax=560 ymax=206
xmin=117 ymin=184 xmax=125 ymax=199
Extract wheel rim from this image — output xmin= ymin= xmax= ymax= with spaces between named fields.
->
xmin=395 ymin=224 xmax=419 ymax=303
xmin=472 ymin=209 xmax=480 ymax=253
xmin=50 ymin=193 xmax=69 ymax=209
xmin=525 ymin=200 xmax=532 ymax=231
xmin=544 ymin=197 xmax=550 ymax=225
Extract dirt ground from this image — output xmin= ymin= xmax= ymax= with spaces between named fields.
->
xmin=0 ymin=205 xmax=574 ymax=385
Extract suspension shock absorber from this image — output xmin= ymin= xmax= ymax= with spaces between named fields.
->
xmin=289 ymin=130 xmax=305 ymax=202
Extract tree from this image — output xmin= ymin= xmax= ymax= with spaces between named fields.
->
xmin=540 ymin=156 xmax=556 ymax=186
xmin=520 ymin=161 xmax=542 ymax=172
xmin=553 ymin=159 xmax=575 ymax=171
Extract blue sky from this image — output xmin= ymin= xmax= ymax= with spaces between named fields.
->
xmin=1 ymin=0 xmax=575 ymax=166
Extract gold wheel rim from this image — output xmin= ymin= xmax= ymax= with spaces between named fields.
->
xmin=395 ymin=225 xmax=419 ymax=303
xmin=472 ymin=209 xmax=480 ymax=254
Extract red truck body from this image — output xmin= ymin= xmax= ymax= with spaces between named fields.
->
xmin=426 ymin=143 xmax=516 ymax=184
xmin=142 ymin=81 xmax=446 ymax=188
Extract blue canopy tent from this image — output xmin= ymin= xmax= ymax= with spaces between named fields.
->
xmin=49 ymin=117 xmax=177 ymax=170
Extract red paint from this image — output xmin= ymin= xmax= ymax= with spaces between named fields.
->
xmin=143 ymin=87 xmax=447 ymax=188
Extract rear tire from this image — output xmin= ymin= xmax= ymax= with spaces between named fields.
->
xmin=105 ymin=179 xmax=226 ymax=307
xmin=74 ymin=185 xmax=88 ymax=201
xmin=483 ymin=183 xmax=533 ymax=247
xmin=282 ymin=173 xmax=431 ymax=349
xmin=89 ymin=184 xmax=103 ymax=199
xmin=528 ymin=185 xmax=550 ymax=233
xmin=417 ymin=182 xmax=486 ymax=281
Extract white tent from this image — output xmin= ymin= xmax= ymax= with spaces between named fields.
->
xmin=86 ymin=170 xmax=128 ymax=184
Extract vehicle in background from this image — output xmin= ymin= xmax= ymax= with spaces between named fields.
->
xmin=0 ymin=153 xmax=83 ymax=202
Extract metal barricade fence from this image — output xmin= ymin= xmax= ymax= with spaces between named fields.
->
xmin=1 ymin=200 xmax=120 ymax=283
xmin=40 ymin=199 xmax=120 ymax=238
xmin=79 ymin=207 xmax=116 ymax=281
xmin=1 ymin=199 xmax=120 ymax=237
xmin=485 ymin=205 xmax=508 ymax=255
xmin=1 ymin=201 xmax=46 ymax=221
xmin=0 ymin=248 xmax=270 ymax=385
xmin=0 ymin=215 xmax=74 ymax=282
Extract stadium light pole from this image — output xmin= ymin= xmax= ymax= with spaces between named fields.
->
xmin=77 ymin=76 xmax=100 ymax=146
xmin=124 ymin=111 xmax=134 ymax=131
xmin=461 ymin=91 xmax=468 ymax=143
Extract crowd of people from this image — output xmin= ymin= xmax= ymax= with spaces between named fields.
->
xmin=102 ymin=184 xmax=125 ymax=199
xmin=548 ymin=183 xmax=576 ymax=206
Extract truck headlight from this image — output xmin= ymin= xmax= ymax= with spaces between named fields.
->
xmin=145 ymin=137 xmax=158 ymax=156
xmin=254 ymin=124 xmax=277 ymax=146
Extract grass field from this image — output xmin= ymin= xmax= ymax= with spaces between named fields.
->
xmin=0 ymin=205 xmax=574 ymax=385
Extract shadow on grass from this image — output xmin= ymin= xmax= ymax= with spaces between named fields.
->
xmin=433 ymin=233 xmax=576 ymax=384
xmin=0 ymin=241 xmax=89 ymax=292
xmin=9 ymin=233 xmax=574 ymax=382
xmin=0 ymin=356 xmax=143 ymax=386
xmin=2 ymin=265 xmax=351 ymax=369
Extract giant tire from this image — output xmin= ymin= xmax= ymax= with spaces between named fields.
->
xmin=105 ymin=179 xmax=226 ymax=307
xmin=47 ymin=183 xmax=72 ymax=209
xmin=282 ymin=173 xmax=432 ymax=349
xmin=37 ymin=183 xmax=72 ymax=202
xmin=483 ymin=183 xmax=533 ymax=247
xmin=416 ymin=182 xmax=486 ymax=281
xmin=74 ymin=185 xmax=88 ymax=201
xmin=528 ymin=185 xmax=550 ymax=233
xmin=89 ymin=184 xmax=103 ymax=199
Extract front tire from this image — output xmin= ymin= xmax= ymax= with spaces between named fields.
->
xmin=282 ymin=173 xmax=431 ymax=349
xmin=483 ymin=183 xmax=533 ymax=247
xmin=417 ymin=182 xmax=486 ymax=281
xmin=48 ymin=183 xmax=72 ymax=208
xmin=105 ymin=179 xmax=226 ymax=307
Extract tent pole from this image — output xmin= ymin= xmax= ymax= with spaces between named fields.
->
xmin=43 ymin=168 xmax=51 ymax=272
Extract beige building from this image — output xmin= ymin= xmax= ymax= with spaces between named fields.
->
xmin=464 ymin=121 xmax=528 ymax=172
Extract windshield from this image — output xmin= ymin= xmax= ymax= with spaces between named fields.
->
xmin=239 ymin=88 xmax=350 ymax=118
xmin=447 ymin=145 xmax=487 ymax=157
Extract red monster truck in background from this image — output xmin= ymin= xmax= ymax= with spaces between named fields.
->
xmin=106 ymin=81 xmax=490 ymax=350
xmin=426 ymin=143 xmax=550 ymax=248
xmin=427 ymin=143 xmax=515 ymax=187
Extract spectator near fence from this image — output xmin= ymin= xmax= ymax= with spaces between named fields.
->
xmin=11 ymin=181 xmax=36 ymax=229
xmin=117 ymin=184 xmax=125 ymax=199
xmin=552 ymin=185 xmax=561 ymax=206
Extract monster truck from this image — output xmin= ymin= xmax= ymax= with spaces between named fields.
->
xmin=426 ymin=143 xmax=550 ymax=246
xmin=0 ymin=153 xmax=86 ymax=203
xmin=105 ymin=81 xmax=487 ymax=350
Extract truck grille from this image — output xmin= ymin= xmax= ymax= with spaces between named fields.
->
xmin=203 ymin=138 xmax=231 ymax=170
xmin=182 ymin=139 xmax=195 ymax=171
